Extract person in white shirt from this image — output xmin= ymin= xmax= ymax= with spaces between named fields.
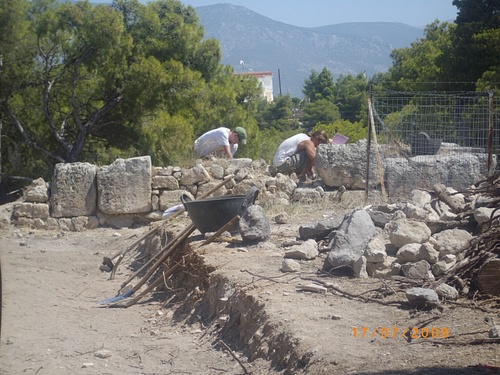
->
xmin=272 ymin=130 xmax=329 ymax=180
xmin=194 ymin=127 xmax=247 ymax=159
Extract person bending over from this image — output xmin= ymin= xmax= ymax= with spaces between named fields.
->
xmin=194 ymin=127 xmax=247 ymax=159
xmin=272 ymin=130 xmax=329 ymax=179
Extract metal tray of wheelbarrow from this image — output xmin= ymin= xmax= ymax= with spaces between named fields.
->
xmin=411 ymin=131 xmax=442 ymax=156
xmin=181 ymin=186 xmax=259 ymax=234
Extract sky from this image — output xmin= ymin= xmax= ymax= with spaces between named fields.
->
xmin=174 ymin=0 xmax=458 ymax=28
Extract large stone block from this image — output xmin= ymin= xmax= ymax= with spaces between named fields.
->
xmin=50 ymin=163 xmax=97 ymax=218
xmin=315 ymin=139 xmax=384 ymax=189
xmin=384 ymin=154 xmax=488 ymax=197
xmin=97 ymin=156 xmax=152 ymax=214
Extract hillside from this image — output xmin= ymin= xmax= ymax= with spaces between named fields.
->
xmin=80 ymin=2 xmax=425 ymax=98
xmin=195 ymin=4 xmax=424 ymax=98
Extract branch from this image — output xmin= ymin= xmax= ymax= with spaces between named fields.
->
xmin=38 ymin=35 xmax=73 ymax=155
xmin=6 ymin=109 xmax=66 ymax=163
xmin=67 ymin=93 xmax=122 ymax=162
xmin=218 ymin=340 xmax=250 ymax=374
xmin=43 ymin=78 xmax=72 ymax=154
xmin=0 ymin=173 xmax=33 ymax=182
xmin=433 ymin=183 xmax=465 ymax=213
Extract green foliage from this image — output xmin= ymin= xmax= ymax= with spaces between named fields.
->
xmin=257 ymin=95 xmax=300 ymax=131
xmin=386 ymin=21 xmax=455 ymax=91
xmin=383 ymin=0 xmax=500 ymax=92
xmin=333 ymin=73 xmax=369 ymax=124
xmin=192 ymin=38 xmax=223 ymax=81
xmin=192 ymin=69 xmax=260 ymax=132
xmin=302 ymin=67 xmax=335 ymax=102
xmin=301 ymin=99 xmax=341 ymax=132
xmin=0 ymin=0 xmax=33 ymax=180
xmin=312 ymin=119 xmax=366 ymax=144
xmin=451 ymin=0 xmax=500 ymax=88
xmin=1 ymin=0 xmax=134 ymax=166
xmin=139 ymin=111 xmax=195 ymax=166
xmin=477 ymin=66 xmax=500 ymax=94
xmin=0 ymin=0 xmax=263 ymax=188
xmin=298 ymin=68 xmax=369 ymax=132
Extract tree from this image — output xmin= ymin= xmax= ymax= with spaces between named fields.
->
xmin=257 ymin=95 xmax=299 ymax=132
xmin=302 ymin=67 xmax=335 ymax=102
xmin=385 ymin=21 xmax=455 ymax=91
xmin=2 ymin=0 xmax=133 ymax=169
xmin=0 ymin=0 xmax=263 ymax=179
xmin=333 ymin=73 xmax=369 ymax=124
xmin=301 ymin=99 xmax=341 ymax=132
xmin=381 ymin=1 xmax=500 ymax=92
xmin=446 ymin=0 xmax=500 ymax=88
xmin=0 ymin=0 xmax=35 ymax=199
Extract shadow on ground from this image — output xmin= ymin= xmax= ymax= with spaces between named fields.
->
xmin=354 ymin=366 xmax=500 ymax=375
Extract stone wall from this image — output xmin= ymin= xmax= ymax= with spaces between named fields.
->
xmin=9 ymin=156 xmax=307 ymax=231
xmin=315 ymin=139 xmax=496 ymax=194
xmin=7 ymin=139 xmax=495 ymax=231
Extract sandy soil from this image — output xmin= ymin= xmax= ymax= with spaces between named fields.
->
xmin=1 ymin=196 xmax=499 ymax=375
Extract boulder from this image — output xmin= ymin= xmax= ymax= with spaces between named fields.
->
xmin=324 ymin=209 xmax=376 ymax=272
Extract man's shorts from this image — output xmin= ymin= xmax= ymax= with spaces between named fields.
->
xmin=276 ymin=150 xmax=306 ymax=175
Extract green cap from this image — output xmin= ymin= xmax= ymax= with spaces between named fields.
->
xmin=234 ymin=127 xmax=247 ymax=144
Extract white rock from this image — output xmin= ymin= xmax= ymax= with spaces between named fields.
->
xmin=281 ymin=258 xmax=301 ymax=272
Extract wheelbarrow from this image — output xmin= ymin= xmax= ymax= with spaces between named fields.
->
xmin=181 ymin=186 xmax=259 ymax=234
xmin=410 ymin=131 xmax=442 ymax=156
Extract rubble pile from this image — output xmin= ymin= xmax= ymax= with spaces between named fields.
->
xmin=291 ymin=172 xmax=500 ymax=304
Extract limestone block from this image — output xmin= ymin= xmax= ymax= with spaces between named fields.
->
xmin=315 ymin=140 xmax=383 ymax=189
xmin=432 ymin=229 xmax=472 ymax=256
xmin=51 ymin=162 xmax=97 ymax=218
xmin=387 ymin=219 xmax=431 ymax=248
xmin=97 ymin=156 xmax=152 ymax=214
xmin=24 ymin=178 xmax=49 ymax=203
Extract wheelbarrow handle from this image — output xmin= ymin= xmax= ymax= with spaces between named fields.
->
xmin=180 ymin=194 xmax=192 ymax=208
xmin=241 ymin=186 xmax=259 ymax=211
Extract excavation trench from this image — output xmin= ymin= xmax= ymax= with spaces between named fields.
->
xmin=135 ymin=227 xmax=315 ymax=375
xmin=128 ymin=216 xmax=444 ymax=375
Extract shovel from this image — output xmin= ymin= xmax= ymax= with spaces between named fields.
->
xmin=99 ymin=223 xmax=195 ymax=305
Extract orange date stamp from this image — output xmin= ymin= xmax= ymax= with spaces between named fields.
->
xmin=352 ymin=326 xmax=449 ymax=339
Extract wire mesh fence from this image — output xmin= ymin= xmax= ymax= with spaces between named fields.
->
xmin=368 ymin=88 xmax=499 ymax=198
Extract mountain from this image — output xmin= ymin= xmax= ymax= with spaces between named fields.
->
xmin=194 ymin=4 xmax=425 ymax=98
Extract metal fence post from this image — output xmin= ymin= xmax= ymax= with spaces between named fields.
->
xmin=488 ymin=90 xmax=494 ymax=176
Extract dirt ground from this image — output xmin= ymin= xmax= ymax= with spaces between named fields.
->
xmin=1 ymin=194 xmax=500 ymax=375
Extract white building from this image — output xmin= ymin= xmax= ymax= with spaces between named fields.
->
xmin=235 ymin=71 xmax=274 ymax=102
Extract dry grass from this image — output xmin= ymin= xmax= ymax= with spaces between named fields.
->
xmin=260 ymin=199 xmax=306 ymax=219
xmin=259 ymin=189 xmax=375 ymax=221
